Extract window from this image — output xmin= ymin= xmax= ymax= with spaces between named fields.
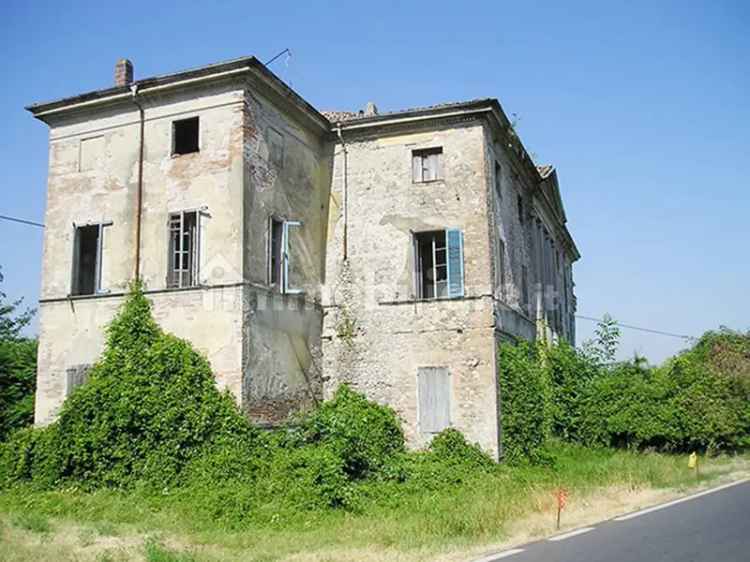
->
xmin=413 ymin=229 xmax=464 ymax=300
xmin=412 ymin=147 xmax=443 ymax=182
xmin=79 ymin=136 xmax=104 ymax=172
xmin=521 ymin=264 xmax=529 ymax=315
xmin=267 ymin=127 xmax=285 ymax=168
xmin=66 ymin=364 xmax=90 ymax=396
xmin=168 ymin=211 xmax=199 ymax=288
xmin=72 ymin=223 xmax=106 ymax=295
xmin=418 ymin=367 xmax=451 ymax=434
xmin=172 ymin=116 xmax=199 ymax=155
xmin=268 ymin=216 xmax=303 ymax=294
xmin=495 ymin=237 xmax=506 ymax=299
xmin=517 ymin=194 xmax=525 ymax=224
xmin=494 ymin=161 xmax=502 ymax=200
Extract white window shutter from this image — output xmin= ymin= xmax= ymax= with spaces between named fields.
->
xmin=283 ymin=220 xmax=303 ymax=294
xmin=418 ymin=367 xmax=451 ymax=434
xmin=412 ymin=153 xmax=422 ymax=182
xmin=71 ymin=226 xmax=81 ymax=294
xmin=425 ymin=152 xmax=438 ymax=181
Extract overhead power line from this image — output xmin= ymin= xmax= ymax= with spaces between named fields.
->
xmin=576 ymin=314 xmax=696 ymax=340
xmin=0 ymin=214 xmax=45 ymax=228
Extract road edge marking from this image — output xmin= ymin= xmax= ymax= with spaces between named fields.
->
xmin=614 ymin=478 xmax=750 ymax=521
xmin=548 ymin=526 xmax=595 ymax=541
xmin=473 ymin=548 xmax=525 ymax=561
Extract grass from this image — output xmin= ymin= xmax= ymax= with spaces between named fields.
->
xmin=0 ymin=443 xmax=747 ymax=562
xmin=145 ymin=540 xmax=198 ymax=562
xmin=11 ymin=511 xmax=51 ymax=533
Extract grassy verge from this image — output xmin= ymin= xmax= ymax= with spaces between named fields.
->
xmin=1 ymin=443 xmax=747 ymax=562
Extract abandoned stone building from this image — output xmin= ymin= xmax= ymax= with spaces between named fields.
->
xmin=27 ymin=56 xmax=579 ymax=458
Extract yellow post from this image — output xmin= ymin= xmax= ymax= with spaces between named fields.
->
xmin=688 ymin=452 xmax=699 ymax=480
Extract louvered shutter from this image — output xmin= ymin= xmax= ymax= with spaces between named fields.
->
xmin=446 ymin=228 xmax=464 ymax=298
xmin=412 ymin=153 xmax=422 ymax=182
xmin=418 ymin=367 xmax=451 ymax=434
xmin=283 ymin=220 xmax=303 ymax=294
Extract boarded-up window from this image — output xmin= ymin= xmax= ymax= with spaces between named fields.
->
xmin=66 ymin=364 xmax=90 ymax=396
xmin=267 ymin=127 xmax=285 ymax=168
xmin=517 ymin=193 xmax=525 ymax=224
xmin=494 ymin=161 xmax=502 ymax=200
xmin=412 ymin=147 xmax=443 ymax=182
xmin=79 ymin=136 xmax=104 ymax=172
xmin=418 ymin=367 xmax=451 ymax=434
xmin=495 ymin=237 xmax=506 ymax=299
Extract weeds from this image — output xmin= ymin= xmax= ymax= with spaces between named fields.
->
xmin=11 ymin=511 xmax=50 ymax=533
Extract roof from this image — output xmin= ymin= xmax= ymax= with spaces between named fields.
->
xmin=321 ymin=98 xmax=495 ymax=125
xmin=321 ymin=110 xmax=360 ymax=122
xmin=25 ymin=56 xmax=330 ymax=130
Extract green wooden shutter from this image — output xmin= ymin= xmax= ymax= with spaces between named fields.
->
xmin=446 ymin=228 xmax=464 ymax=298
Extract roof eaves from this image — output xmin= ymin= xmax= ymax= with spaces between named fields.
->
xmin=330 ymin=98 xmax=496 ymax=128
xmin=24 ymin=56 xmax=331 ymax=131
xmin=25 ymin=56 xmax=260 ymax=115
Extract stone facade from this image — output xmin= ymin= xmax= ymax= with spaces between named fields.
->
xmin=27 ymin=57 xmax=578 ymax=459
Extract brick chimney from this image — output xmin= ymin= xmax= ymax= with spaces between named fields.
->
xmin=115 ymin=59 xmax=133 ymax=87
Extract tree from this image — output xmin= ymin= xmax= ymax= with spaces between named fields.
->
xmin=582 ymin=313 xmax=621 ymax=366
xmin=0 ymin=266 xmax=37 ymax=439
xmin=0 ymin=266 xmax=34 ymax=341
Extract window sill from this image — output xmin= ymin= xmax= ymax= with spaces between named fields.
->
xmin=171 ymin=151 xmax=200 ymax=158
xmin=413 ymin=179 xmax=445 ymax=185
xmin=378 ymin=295 xmax=488 ymax=306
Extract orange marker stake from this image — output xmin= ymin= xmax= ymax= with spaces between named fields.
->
xmin=556 ymin=488 xmax=568 ymax=530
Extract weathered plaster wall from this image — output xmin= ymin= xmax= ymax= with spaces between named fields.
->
xmin=483 ymin=125 xmax=578 ymax=344
xmin=321 ymin=119 xmax=501 ymax=457
xmin=35 ymin=75 xmax=331 ymax=427
xmin=484 ymin=127 xmax=538 ymax=339
xmin=238 ymin=83 xmax=330 ymax=424
xmin=35 ymin=80 xmax=249 ymax=423
xmin=35 ymin=287 xmax=244 ymax=424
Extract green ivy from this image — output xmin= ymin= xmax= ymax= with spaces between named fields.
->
xmin=0 ymin=283 xmax=256 ymax=490
xmin=497 ymin=341 xmax=553 ymax=464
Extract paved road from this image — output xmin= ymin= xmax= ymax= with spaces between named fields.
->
xmin=477 ymin=480 xmax=750 ymax=562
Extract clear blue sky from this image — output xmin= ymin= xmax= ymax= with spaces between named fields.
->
xmin=1 ymin=1 xmax=747 ymax=363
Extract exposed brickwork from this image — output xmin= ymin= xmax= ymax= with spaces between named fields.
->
xmin=114 ymin=59 xmax=133 ymax=86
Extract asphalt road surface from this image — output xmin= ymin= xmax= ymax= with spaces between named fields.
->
xmin=476 ymin=479 xmax=750 ymax=562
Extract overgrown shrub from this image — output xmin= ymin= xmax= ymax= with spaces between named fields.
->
xmin=497 ymin=341 xmax=552 ymax=464
xmin=580 ymin=356 xmax=749 ymax=452
xmin=0 ymin=266 xmax=37 ymax=441
xmin=546 ymin=341 xmax=599 ymax=443
xmin=300 ymin=384 xmax=405 ymax=479
xmin=0 ymin=338 xmax=37 ymax=440
xmin=0 ymin=284 xmax=256 ymax=490
xmin=0 ymin=283 xmax=498 ymax=524
xmin=499 ymin=324 xmax=749 ymax=458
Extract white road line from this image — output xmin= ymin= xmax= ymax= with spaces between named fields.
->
xmin=548 ymin=527 xmax=595 ymax=541
xmin=614 ymin=478 xmax=750 ymax=522
xmin=473 ymin=548 xmax=525 ymax=561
